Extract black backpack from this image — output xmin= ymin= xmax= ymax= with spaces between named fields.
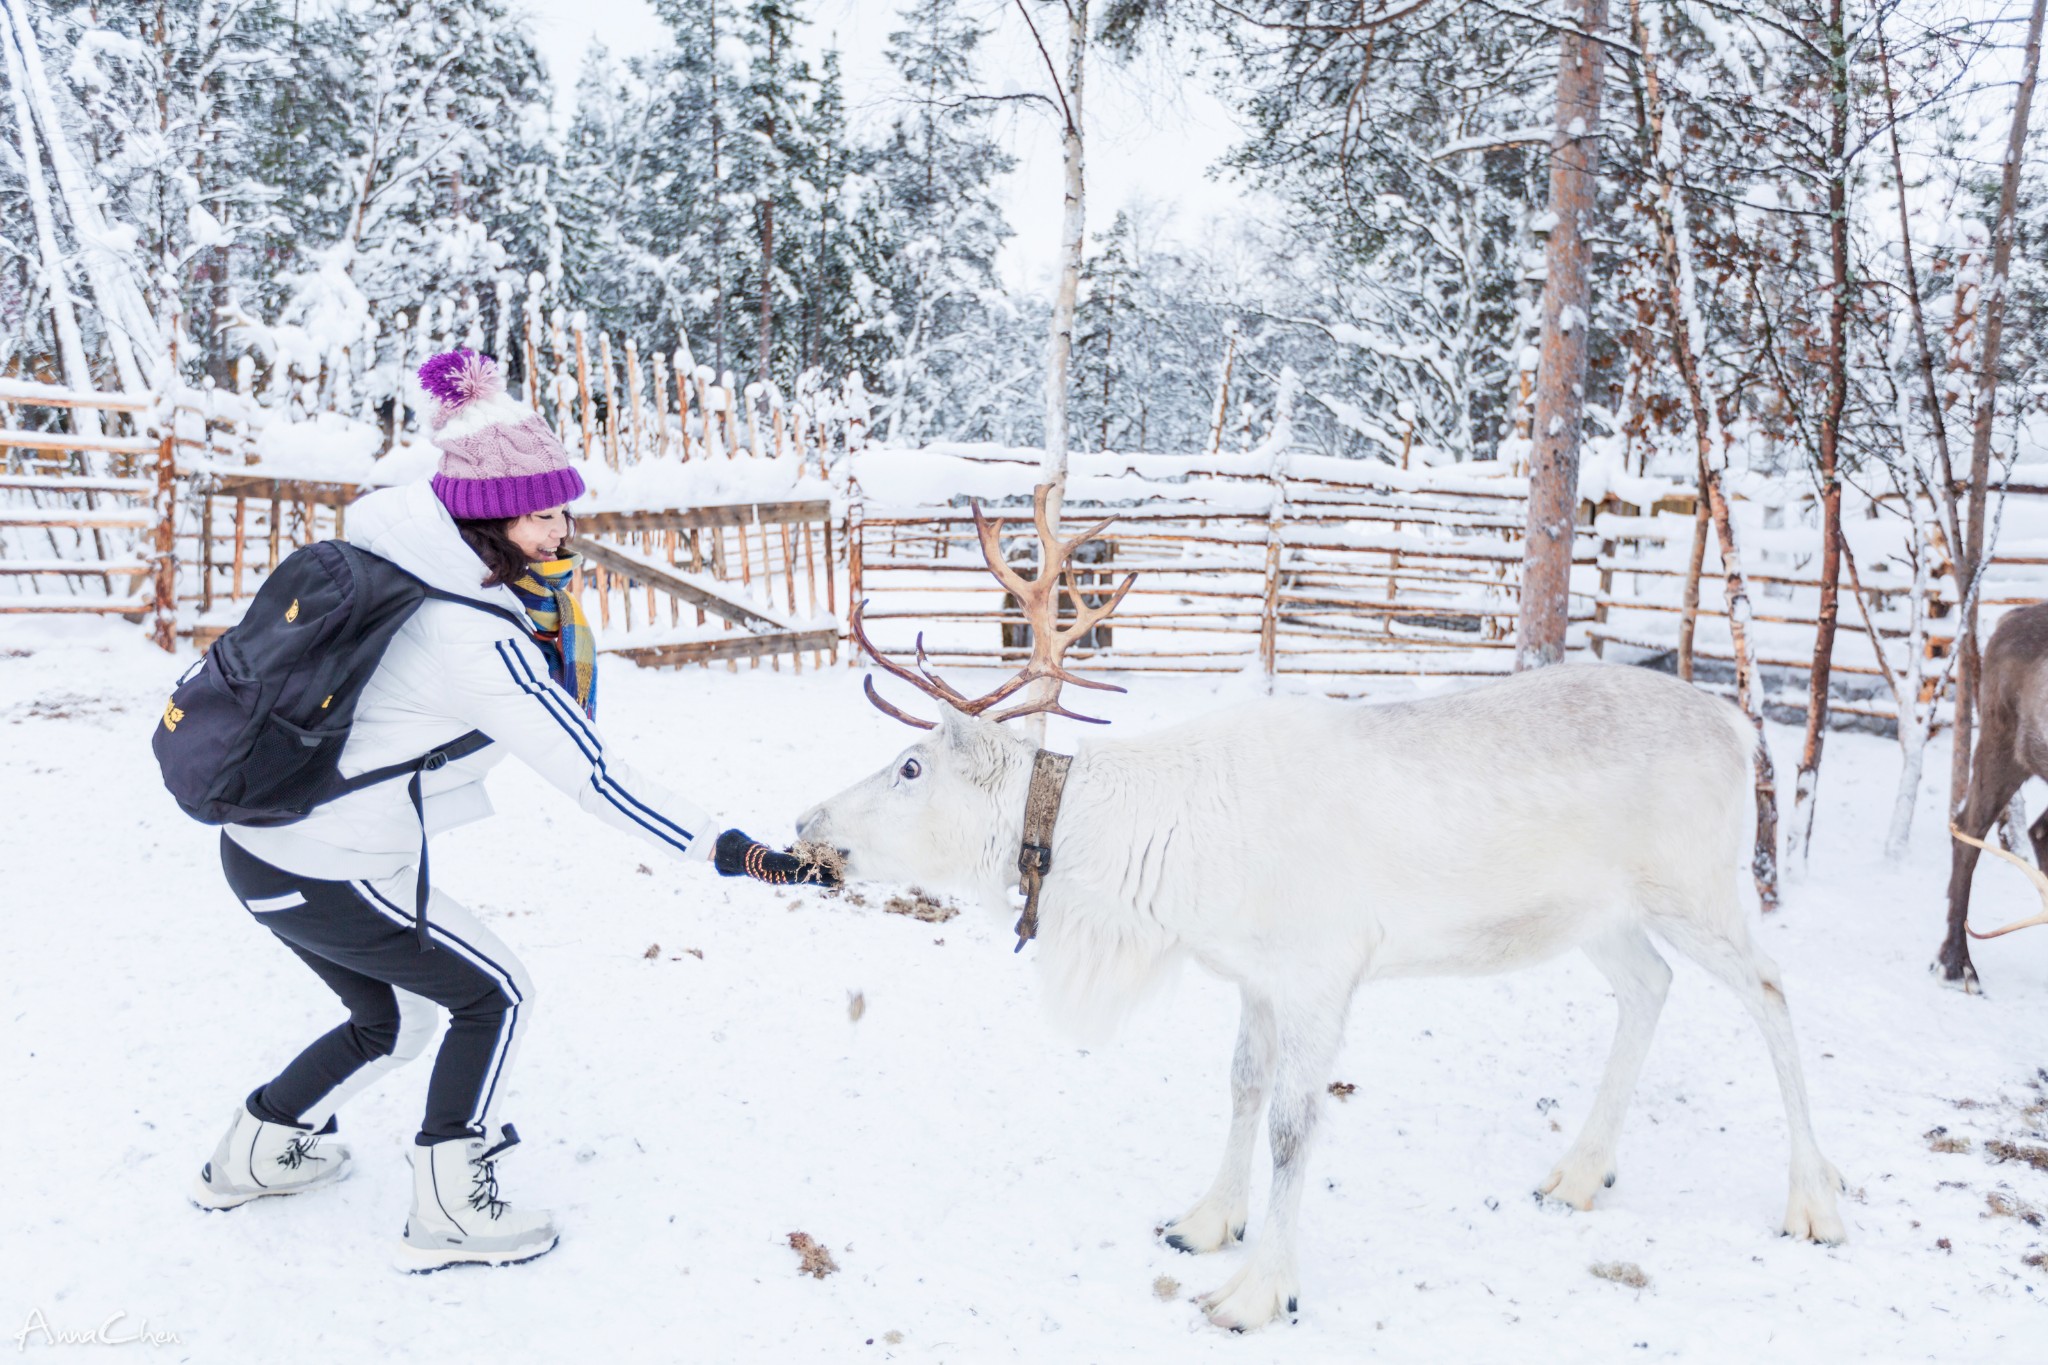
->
xmin=154 ymin=539 xmax=527 ymax=949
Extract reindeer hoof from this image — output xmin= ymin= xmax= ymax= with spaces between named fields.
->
xmin=1538 ymin=1159 xmax=1612 ymax=1212
xmin=1161 ymin=1202 xmax=1245 ymax=1255
xmin=1199 ymin=1264 xmax=1300 ymax=1331
xmin=1784 ymin=1170 xmax=1847 ymax=1245
xmin=1928 ymin=957 xmax=1982 ymax=994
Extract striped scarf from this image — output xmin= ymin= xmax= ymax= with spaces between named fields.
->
xmin=511 ymin=557 xmax=598 ymax=718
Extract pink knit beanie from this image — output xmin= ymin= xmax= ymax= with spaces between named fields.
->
xmin=417 ymin=350 xmax=586 ymax=520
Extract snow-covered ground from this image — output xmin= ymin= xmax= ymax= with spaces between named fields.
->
xmin=3 ymin=620 xmax=2046 ymax=1362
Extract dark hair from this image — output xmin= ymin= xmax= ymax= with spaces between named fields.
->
xmin=456 ymin=510 xmax=577 ymax=588
xmin=456 ymin=518 xmax=532 ymax=588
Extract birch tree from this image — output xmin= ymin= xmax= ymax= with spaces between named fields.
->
xmin=1949 ymin=0 xmax=2047 ymax=838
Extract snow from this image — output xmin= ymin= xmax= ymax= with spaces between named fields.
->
xmin=250 ymin=411 xmax=387 ymax=474
xmin=3 ymin=621 xmax=2046 ymax=1358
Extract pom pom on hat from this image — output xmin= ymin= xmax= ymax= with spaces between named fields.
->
xmin=417 ymin=349 xmax=507 ymax=428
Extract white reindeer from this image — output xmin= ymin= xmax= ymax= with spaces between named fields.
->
xmin=798 ymin=489 xmax=1846 ymax=1331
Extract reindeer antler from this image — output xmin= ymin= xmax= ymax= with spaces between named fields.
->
xmin=852 ymin=484 xmax=1137 ymax=728
xmin=1949 ymin=824 xmax=2048 ymax=939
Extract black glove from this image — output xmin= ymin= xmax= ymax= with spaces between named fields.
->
xmin=712 ymin=828 xmax=841 ymax=887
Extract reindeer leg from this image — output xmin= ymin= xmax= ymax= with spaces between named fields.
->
xmin=1653 ymin=905 xmax=1846 ymax=1244
xmin=1539 ymin=927 xmax=1671 ymax=1210
xmin=1163 ymin=987 xmax=1274 ymax=1254
xmin=1200 ymin=996 xmax=1346 ymax=1331
xmin=2026 ymin=803 xmax=2048 ymax=870
xmin=1937 ymin=744 xmax=2023 ymax=993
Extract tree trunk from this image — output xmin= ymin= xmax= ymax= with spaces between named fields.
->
xmin=758 ymin=196 xmax=774 ymax=386
xmin=1023 ymin=0 xmax=1089 ymax=743
xmin=2 ymin=15 xmax=96 ymax=426
xmin=1676 ymin=497 xmax=1708 ymax=680
xmin=757 ymin=27 xmax=777 ymax=390
xmin=1790 ymin=0 xmax=1852 ymax=870
xmin=1514 ymin=0 xmax=1608 ymax=670
xmin=6 ymin=0 xmax=149 ymax=393
xmin=1041 ymin=0 xmax=1087 ymax=518
xmin=1631 ymin=0 xmax=1778 ymax=909
xmin=708 ymin=5 xmax=727 ymax=379
xmin=1950 ymin=0 xmax=2046 ymax=828
xmin=1876 ymin=20 xmax=1965 ymax=584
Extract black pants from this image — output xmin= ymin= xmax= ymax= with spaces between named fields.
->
xmin=220 ymin=834 xmax=535 ymax=1145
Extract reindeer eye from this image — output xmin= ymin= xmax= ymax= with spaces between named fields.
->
xmin=899 ymin=758 xmax=922 ymax=781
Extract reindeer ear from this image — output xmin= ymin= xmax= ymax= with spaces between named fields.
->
xmin=935 ymin=703 xmax=976 ymax=747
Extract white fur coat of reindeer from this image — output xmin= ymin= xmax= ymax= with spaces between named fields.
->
xmin=798 ymin=489 xmax=1845 ymax=1331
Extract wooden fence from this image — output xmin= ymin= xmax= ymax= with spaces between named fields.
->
xmin=848 ymin=453 xmax=1592 ymax=684
xmin=0 ymin=378 xmax=176 ymax=647
xmin=8 ymin=360 xmax=2043 ymax=729
xmin=841 ymin=449 xmax=2045 ymax=722
xmin=169 ymin=472 xmax=837 ymax=672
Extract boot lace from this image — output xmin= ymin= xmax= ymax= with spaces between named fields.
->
xmin=277 ymin=1134 xmax=322 ymax=1170
xmin=467 ymin=1158 xmax=508 ymax=1219
xmin=466 ymin=1124 xmax=521 ymax=1220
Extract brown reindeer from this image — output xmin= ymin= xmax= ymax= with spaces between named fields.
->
xmin=1939 ymin=604 xmax=2048 ymax=990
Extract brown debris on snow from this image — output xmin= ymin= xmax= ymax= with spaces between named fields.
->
xmin=882 ymin=887 xmax=958 ymax=923
xmin=1589 ymin=1262 xmax=1649 ymax=1290
xmin=643 ymin=943 xmax=659 ymax=960
xmin=1983 ymin=1191 xmax=2044 ymax=1227
xmin=1327 ymin=1082 xmax=1357 ymax=1101
xmin=847 ymin=990 xmax=866 ymax=1022
xmin=1985 ymin=1139 xmax=2048 ymax=1172
xmin=788 ymin=1232 xmax=840 ymax=1279
xmin=1925 ymin=1127 xmax=1973 ymax=1155
xmin=1152 ymin=1275 xmax=1181 ymax=1300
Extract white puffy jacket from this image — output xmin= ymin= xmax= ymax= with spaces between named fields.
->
xmin=226 ymin=480 xmax=719 ymax=880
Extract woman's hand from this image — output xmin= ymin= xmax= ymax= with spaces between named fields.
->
xmin=713 ymin=829 xmax=842 ymax=887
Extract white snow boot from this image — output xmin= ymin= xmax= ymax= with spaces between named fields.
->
xmin=399 ymin=1124 xmax=557 ymax=1272
xmin=192 ymin=1104 xmax=353 ymax=1210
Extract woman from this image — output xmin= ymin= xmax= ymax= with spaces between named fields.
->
xmin=193 ymin=350 xmax=830 ymax=1271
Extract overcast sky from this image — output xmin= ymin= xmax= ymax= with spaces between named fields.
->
xmin=521 ymin=0 xmax=1250 ymax=294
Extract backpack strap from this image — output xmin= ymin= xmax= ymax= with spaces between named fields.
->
xmin=373 ymin=574 xmax=531 ymax=950
xmin=416 ymin=581 xmax=536 ymax=633
xmin=334 ymin=730 xmax=494 ymax=952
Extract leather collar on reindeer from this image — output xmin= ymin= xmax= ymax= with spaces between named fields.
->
xmin=846 ymin=484 xmax=1135 ymax=953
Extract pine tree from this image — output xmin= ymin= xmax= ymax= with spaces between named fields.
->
xmin=1072 ymin=210 xmax=1140 ymax=452
xmin=205 ymin=0 xmax=557 ymax=410
xmin=648 ymin=0 xmax=745 ymax=375
xmin=789 ymin=49 xmax=877 ymax=389
xmin=21 ymin=0 xmax=292 ymax=387
xmin=557 ymin=46 xmax=667 ymax=341
xmin=730 ymin=0 xmax=812 ymax=386
xmin=865 ymin=0 xmax=1014 ymax=443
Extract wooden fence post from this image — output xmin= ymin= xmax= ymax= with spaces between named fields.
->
xmin=151 ymin=428 xmax=177 ymax=651
xmin=625 ymin=339 xmax=644 ymax=465
xmin=1259 ymin=475 xmax=1284 ymax=687
xmin=696 ymin=371 xmax=718 ymax=459
xmin=1206 ymin=330 xmax=1237 ymax=460
xmin=651 ymin=352 xmax=671 ymax=460
xmin=846 ymin=500 xmax=864 ymax=666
